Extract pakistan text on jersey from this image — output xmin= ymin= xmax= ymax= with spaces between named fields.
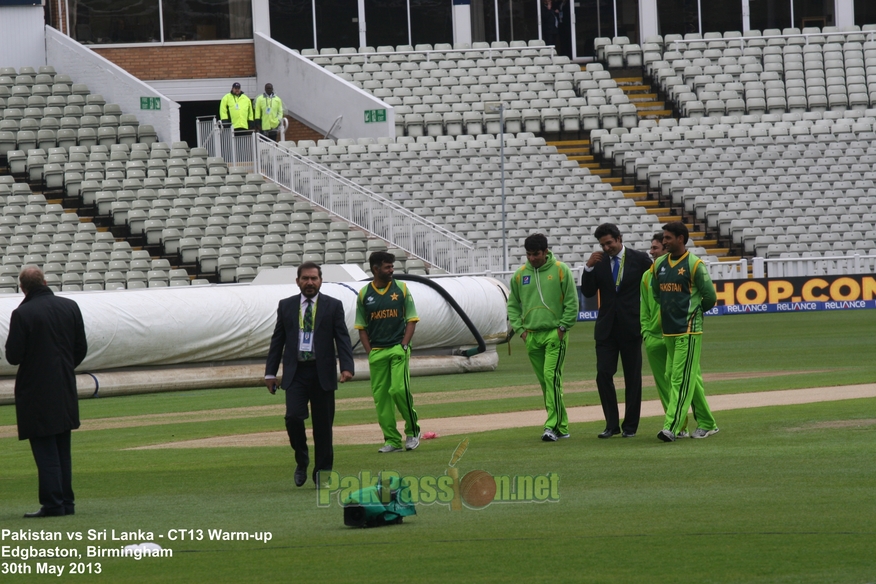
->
xmin=660 ymin=283 xmax=684 ymax=292
xmin=370 ymin=309 xmax=399 ymax=320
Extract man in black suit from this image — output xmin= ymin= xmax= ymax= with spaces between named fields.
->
xmin=265 ymin=262 xmax=355 ymax=488
xmin=6 ymin=266 xmax=87 ymax=518
xmin=581 ymin=223 xmax=652 ymax=438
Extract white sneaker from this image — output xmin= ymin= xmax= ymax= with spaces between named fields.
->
xmin=405 ymin=432 xmax=421 ymax=450
xmin=557 ymin=432 xmax=571 ymax=439
xmin=677 ymin=430 xmax=690 ymax=438
xmin=378 ymin=444 xmax=403 ymax=453
xmin=691 ymin=427 xmax=719 ymax=439
xmin=657 ymin=429 xmax=676 ymax=442
xmin=542 ymin=428 xmax=558 ymax=442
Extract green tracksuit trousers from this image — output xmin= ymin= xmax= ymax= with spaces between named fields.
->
xmin=663 ymin=334 xmax=717 ymax=434
xmin=525 ymin=329 xmax=569 ymax=434
xmin=645 ymin=334 xmax=688 ymax=433
xmin=369 ymin=344 xmax=419 ymax=448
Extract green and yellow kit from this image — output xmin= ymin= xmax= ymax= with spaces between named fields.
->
xmin=650 ymin=251 xmax=718 ymax=434
xmin=355 ymin=280 xmax=420 ymax=448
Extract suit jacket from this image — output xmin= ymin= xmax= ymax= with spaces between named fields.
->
xmin=264 ymin=293 xmax=355 ymax=392
xmin=5 ymin=286 xmax=88 ymax=440
xmin=581 ymin=247 xmax=652 ymax=342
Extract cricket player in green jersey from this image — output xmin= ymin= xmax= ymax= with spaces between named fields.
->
xmin=507 ymin=233 xmax=579 ymax=442
xmin=640 ymin=234 xmax=689 ymax=437
xmin=355 ymin=251 xmax=421 ymax=453
xmin=650 ymin=222 xmax=719 ymax=442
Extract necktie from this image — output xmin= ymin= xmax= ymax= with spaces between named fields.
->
xmin=611 ymin=255 xmax=620 ymax=290
xmin=300 ymin=299 xmax=314 ymax=361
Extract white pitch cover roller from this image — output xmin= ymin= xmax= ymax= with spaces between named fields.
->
xmin=0 ymin=277 xmax=510 ymax=402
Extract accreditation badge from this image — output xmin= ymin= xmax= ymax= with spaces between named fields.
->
xmin=299 ymin=331 xmax=313 ymax=352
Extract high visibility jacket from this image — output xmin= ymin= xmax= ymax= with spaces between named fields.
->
xmin=254 ymin=93 xmax=284 ymax=131
xmin=219 ymin=92 xmax=254 ymax=130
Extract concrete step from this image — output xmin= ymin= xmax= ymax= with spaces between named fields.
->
xmin=635 ymin=101 xmax=667 ymax=110
xmin=627 ymin=93 xmax=659 ymax=102
xmin=548 ymin=139 xmax=590 ymax=147
xmin=567 ymin=154 xmax=595 ymax=162
xmin=621 ymin=85 xmax=652 ymax=93
xmin=703 ymin=247 xmax=731 ymax=257
xmin=637 ymin=109 xmax=674 ymax=118
xmin=557 ymin=143 xmax=590 ymax=149
xmin=588 ymin=169 xmax=613 ymax=178
xmin=613 ymin=77 xmax=644 ymax=85
xmin=718 ymin=255 xmax=742 ymax=262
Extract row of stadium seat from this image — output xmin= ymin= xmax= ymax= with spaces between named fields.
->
xmin=307 ymin=43 xmax=635 ymax=134
xmin=303 ymin=40 xmax=554 ymax=64
xmin=601 ymin=26 xmax=876 ymax=61
xmin=0 ymin=65 xmax=454 ymax=288
xmin=0 ymin=169 xmax=437 ymax=289
xmin=649 ymin=29 xmax=876 ymax=118
xmin=586 ymin=112 xmax=876 ymax=258
xmin=0 ymin=126 xmax=158 ymax=152
xmin=277 ymin=133 xmax=664 ymax=260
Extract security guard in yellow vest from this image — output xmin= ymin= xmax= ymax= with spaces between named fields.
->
xmin=219 ymin=82 xmax=254 ymax=131
xmin=254 ymin=83 xmax=285 ymax=141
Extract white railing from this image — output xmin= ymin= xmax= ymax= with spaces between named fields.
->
xmin=706 ymin=258 xmax=748 ymax=280
xmin=754 ymin=254 xmax=876 ymax=278
xmin=195 ymin=117 xmax=258 ymax=173
xmin=253 ymin=134 xmax=511 ymax=274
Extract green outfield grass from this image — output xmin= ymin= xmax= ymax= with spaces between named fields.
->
xmin=3 ymin=311 xmax=874 ymax=429
xmin=1 ymin=311 xmax=875 ymax=582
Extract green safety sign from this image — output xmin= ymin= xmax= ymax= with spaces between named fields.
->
xmin=140 ymin=97 xmax=161 ymax=110
xmin=364 ymin=109 xmax=386 ymax=123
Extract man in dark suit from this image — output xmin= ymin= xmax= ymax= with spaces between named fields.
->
xmin=581 ymin=223 xmax=652 ymax=438
xmin=265 ymin=262 xmax=355 ymax=488
xmin=6 ymin=266 xmax=87 ymax=518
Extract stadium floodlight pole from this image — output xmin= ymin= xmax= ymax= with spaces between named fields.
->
xmin=486 ymin=102 xmax=507 ymax=272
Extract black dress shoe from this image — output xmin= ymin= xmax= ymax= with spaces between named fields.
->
xmin=622 ymin=431 xmax=636 ymax=438
xmin=65 ymin=506 xmax=75 ymax=516
xmin=294 ymin=466 xmax=307 ymax=487
xmin=24 ymin=507 xmax=65 ymax=518
xmin=598 ymin=428 xmax=621 ymax=439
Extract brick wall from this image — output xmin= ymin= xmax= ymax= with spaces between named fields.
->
xmin=93 ymin=44 xmax=256 ymax=81
xmin=49 ymin=0 xmax=69 ymax=35
xmin=284 ymin=117 xmax=323 ymax=143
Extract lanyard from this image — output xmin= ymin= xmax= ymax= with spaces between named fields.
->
xmin=299 ymin=296 xmax=318 ymax=329
xmin=613 ymin=252 xmax=626 ymax=290
xmin=264 ymin=95 xmax=277 ymax=113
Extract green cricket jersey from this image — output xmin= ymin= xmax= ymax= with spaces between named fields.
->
xmin=650 ymin=251 xmax=717 ymax=336
xmin=640 ymin=268 xmax=662 ymax=338
xmin=355 ymin=280 xmax=419 ymax=348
